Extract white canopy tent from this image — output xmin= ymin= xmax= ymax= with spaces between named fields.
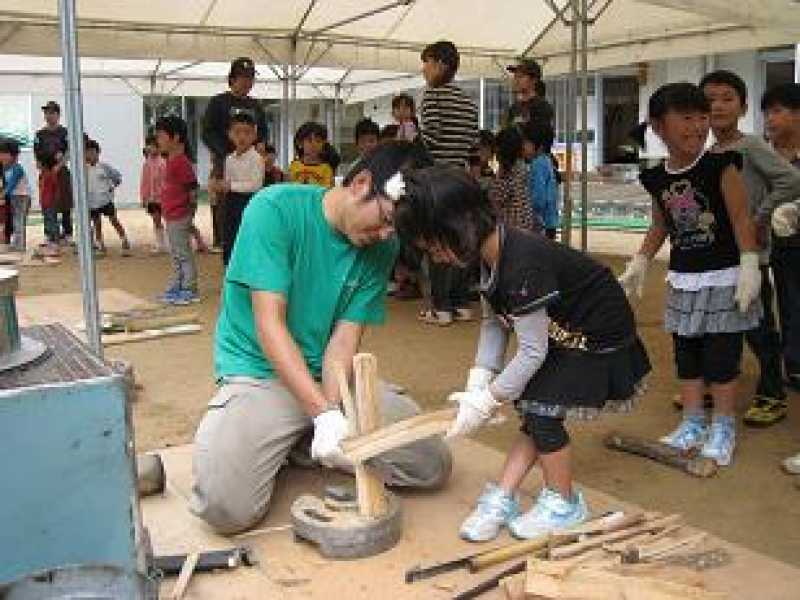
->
xmin=2 ymin=0 xmax=798 ymax=355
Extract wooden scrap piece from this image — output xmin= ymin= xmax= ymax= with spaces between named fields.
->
xmin=169 ymin=552 xmax=199 ymax=600
xmin=341 ymin=406 xmax=457 ymax=463
xmin=102 ymin=323 xmax=202 ymax=346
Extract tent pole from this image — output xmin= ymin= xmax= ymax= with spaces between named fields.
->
xmin=479 ymin=77 xmax=485 ymax=129
xmin=333 ymin=83 xmax=341 ymax=151
xmin=58 ymin=0 xmax=102 ymax=356
xmin=795 ymin=43 xmax=799 ymax=83
xmin=580 ymin=0 xmax=589 ymax=252
xmin=289 ymin=41 xmax=297 ymax=163
xmin=563 ymin=0 xmax=578 ymax=248
xmin=281 ymin=71 xmax=289 ymax=168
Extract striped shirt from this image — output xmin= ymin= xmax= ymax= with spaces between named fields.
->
xmin=420 ymin=83 xmax=478 ymax=168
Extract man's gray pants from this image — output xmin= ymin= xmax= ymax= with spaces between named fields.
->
xmin=190 ymin=377 xmax=453 ymax=534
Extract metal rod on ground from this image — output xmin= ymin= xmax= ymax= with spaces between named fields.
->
xmin=580 ymin=0 xmax=589 ymax=252
xmin=58 ymin=0 xmax=102 ymax=357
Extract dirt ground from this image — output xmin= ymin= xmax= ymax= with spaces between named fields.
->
xmin=15 ymin=207 xmax=800 ymax=567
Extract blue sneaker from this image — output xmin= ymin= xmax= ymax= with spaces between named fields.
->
xmin=700 ymin=421 xmax=736 ymax=466
xmin=508 ymin=488 xmax=589 ymax=540
xmin=157 ymin=287 xmax=181 ymax=305
xmin=173 ymin=290 xmax=200 ymax=305
xmin=660 ymin=416 xmax=708 ymax=452
xmin=459 ymin=482 xmax=520 ymax=542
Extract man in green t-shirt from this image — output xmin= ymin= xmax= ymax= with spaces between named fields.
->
xmin=191 ymin=142 xmax=452 ymax=534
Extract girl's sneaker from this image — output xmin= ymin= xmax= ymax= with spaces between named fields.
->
xmin=782 ymin=451 xmax=800 ymax=475
xmin=700 ymin=421 xmax=736 ymax=466
xmin=660 ymin=416 xmax=707 ymax=452
xmin=508 ymin=488 xmax=588 ymax=540
xmin=459 ymin=482 xmax=520 ymax=542
xmin=418 ymin=308 xmax=453 ymax=326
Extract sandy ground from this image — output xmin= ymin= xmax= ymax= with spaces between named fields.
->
xmin=15 ymin=206 xmax=800 ymax=567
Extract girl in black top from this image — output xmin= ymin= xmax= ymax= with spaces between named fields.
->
xmin=395 ymin=167 xmax=650 ymax=542
xmin=621 ymin=83 xmax=761 ymax=468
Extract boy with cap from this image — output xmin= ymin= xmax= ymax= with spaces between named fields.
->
xmin=34 ymin=100 xmax=74 ymax=244
xmin=504 ymin=59 xmax=554 ymax=130
xmin=202 ymin=57 xmax=268 ymax=249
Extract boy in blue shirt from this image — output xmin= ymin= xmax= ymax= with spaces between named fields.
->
xmin=522 ymin=121 xmax=559 ymax=239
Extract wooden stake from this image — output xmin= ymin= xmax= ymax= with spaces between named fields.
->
xmin=353 ymin=353 xmax=388 ymax=518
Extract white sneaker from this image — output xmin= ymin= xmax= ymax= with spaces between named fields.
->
xmin=700 ymin=421 xmax=736 ymax=467
xmin=660 ymin=417 xmax=708 ymax=452
xmin=459 ymin=482 xmax=520 ymax=542
xmin=508 ymin=488 xmax=589 ymax=540
xmin=782 ymin=451 xmax=800 ymax=475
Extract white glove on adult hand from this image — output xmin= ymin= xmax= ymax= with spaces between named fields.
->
xmin=618 ymin=254 xmax=649 ymax=299
xmin=465 ymin=366 xmax=494 ymax=392
xmin=311 ymin=409 xmax=351 ymax=468
xmin=735 ymin=252 xmax=760 ymax=314
xmin=772 ymin=203 xmax=800 ymax=238
xmin=446 ymin=388 xmax=500 ymax=439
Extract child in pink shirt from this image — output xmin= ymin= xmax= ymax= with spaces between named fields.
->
xmin=140 ymin=135 xmax=167 ymax=253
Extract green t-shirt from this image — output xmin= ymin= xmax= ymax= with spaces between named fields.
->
xmin=214 ymin=183 xmax=397 ymax=381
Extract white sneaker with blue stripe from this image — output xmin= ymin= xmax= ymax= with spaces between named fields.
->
xmin=459 ymin=482 xmax=520 ymax=542
xmin=508 ymin=487 xmax=589 ymax=540
xmin=660 ymin=417 xmax=708 ymax=452
xmin=700 ymin=421 xmax=736 ymax=466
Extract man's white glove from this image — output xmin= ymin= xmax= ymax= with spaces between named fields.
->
xmin=446 ymin=388 xmax=500 ymax=439
xmin=618 ymin=254 xmax=650 ymax=299
xmin=465 ymin=366 xmax=494 ymax=392
xmin=772 ymin=203 xmax=800 ymax=238
xmin=734 ymin=252 xmax=761 ymax=314
xmin=311 ymin=409 xmax=351 ymax=469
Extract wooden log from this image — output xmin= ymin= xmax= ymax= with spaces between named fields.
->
xmin=501 ymin=572 xmax=526 ymax=600
xmin=604 ymin=432 xmax=718 ymax=478
xmin=549 ymin=515 xmax=682 ymax=560
xmin=341 ymin=407 xmax=457 ymax=463
xmin=353 ymin=353 xmax=388 ymax=518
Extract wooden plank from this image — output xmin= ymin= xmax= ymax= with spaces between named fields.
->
xmin=353 ymin=353 xmax=388 ymax=518
xmin=549 ymin=515 xmax=682 ymax=560
xmin=524 ymin=562 xmax=727 ymax=600
xmin=341 ymin=407 xmax=457 ymax=463
xmin=169 ymin=552 xmax=199 ymax=600
xmin=102 ymin=323 xmax=202 ymax=347
xmin=120 ymin=312 xmax=199 ymax=333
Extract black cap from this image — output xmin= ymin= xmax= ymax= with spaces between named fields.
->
xmin=41 ymin=100 xmax=61 ymax=113
xmin=229 ymin=57 xmax=256 ymax=79
xmin=507 ymin=59 xmax=542 ymax=80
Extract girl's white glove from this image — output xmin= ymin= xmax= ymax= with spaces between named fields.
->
xmin=618 ymin=254 xmax=650 ymax=298
xmin=465 ymin=366 xmax=494 ymax=392
xmin=772 ymin=203 xmax=799 ymax=238
xmin=734 ymin=252 xmax=761 ymax=313
xmin=446 ymin=388 xmax=500 ymax=439
xmin=311 ymin=409 xmax=351 ymax=469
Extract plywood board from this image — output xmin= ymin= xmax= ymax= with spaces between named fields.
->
xmin=16 ymin=289 xmax=157 ymax=330
xmin=141 ymin=440 xmax=800 ymax=600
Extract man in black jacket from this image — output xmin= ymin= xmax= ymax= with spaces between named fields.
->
xmin=201 ymin=57 xmax=268 ymax=249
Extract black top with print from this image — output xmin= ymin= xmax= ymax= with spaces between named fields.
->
xmin=640 ymin=151 xmax=743 ymax=273
xmin=481 ymin=226 xmax=636 ymax=352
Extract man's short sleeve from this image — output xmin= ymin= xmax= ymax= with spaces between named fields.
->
xmin=340 ymin=240 xmax=398 ymax=324
xmin=177 ymin=157 xmax=197 ymax=188
xmin=225 ymin=191 xmax=294 ymax=295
